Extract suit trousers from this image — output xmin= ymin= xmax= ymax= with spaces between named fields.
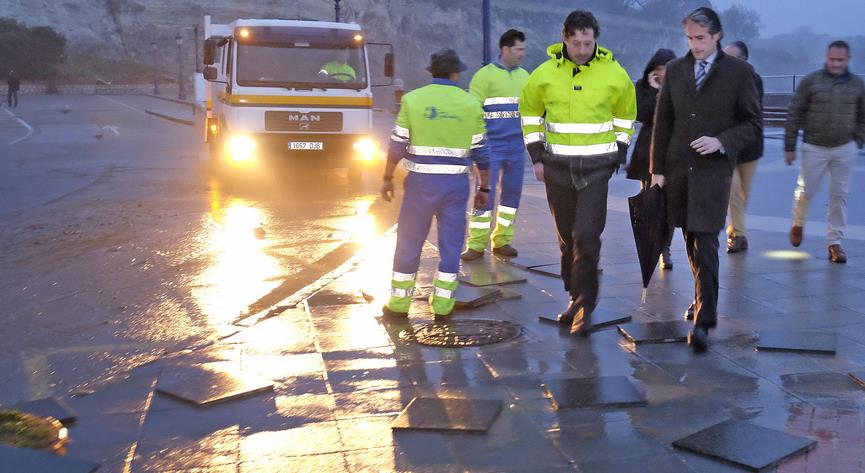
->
xmin=727 ymin=159 xmax=758 ymax=237
xmin=545 ymin=168 xmax=610 ymax=314
xmin=792 ymin=141 xmax=857 ymax=245
xmin=684 ymin=230 xmax=719 ymax=328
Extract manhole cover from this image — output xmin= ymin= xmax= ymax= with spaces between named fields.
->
xmin=399 ymin=319 xmax=523 ymax=347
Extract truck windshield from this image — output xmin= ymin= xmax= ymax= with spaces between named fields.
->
xmin=237 ymin=43 xmax=367 ymax=90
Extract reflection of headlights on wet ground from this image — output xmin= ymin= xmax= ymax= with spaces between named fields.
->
xmin=227 ymin=135 xmax=256 ymax=162
xmin=352 ymin=137 xmax=378 ymax=163
xmin=761 ymin=250 xmax=813 ymax=261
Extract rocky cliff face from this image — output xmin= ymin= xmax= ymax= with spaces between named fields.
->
xmin=1 ymin=0 xmax=683 ymax=87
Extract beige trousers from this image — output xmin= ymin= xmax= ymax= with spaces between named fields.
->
xmin=726 ymin=160 xmax=759 ymax=237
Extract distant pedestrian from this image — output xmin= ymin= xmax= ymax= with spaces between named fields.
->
xmin=627 ymin=48 xmax=676 ymax=269
xmin=520 ymin=10 xmax=636 ymax=336
xmin=785 ymin=40 xmax=865 ymax=263
xmin=724 ymin=41 xmax=764 ymax=254
xmin=7 ymin=70 xmax=20 ymax=108
xmin=650 ymin=7 xmax=762 ymax=353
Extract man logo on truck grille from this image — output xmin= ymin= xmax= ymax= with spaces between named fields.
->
xmin=288 ymin=114 xmax=322 ymax=123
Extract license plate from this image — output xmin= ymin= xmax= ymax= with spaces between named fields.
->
xmin=289 ymin=141 xmax=324 ymax=150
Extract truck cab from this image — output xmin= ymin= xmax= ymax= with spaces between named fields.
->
xmin=201 ymin=17 xmax=393 ymax=180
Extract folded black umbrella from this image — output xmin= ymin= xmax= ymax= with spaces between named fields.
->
xmin=628 ymin=185 xmax=671 ymax=300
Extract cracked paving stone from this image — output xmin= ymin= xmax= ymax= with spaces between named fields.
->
xmin=756 ymin=330 xmax=836 ymax=355
xmin=541 ymin=375 xmax=647 ymax=409
xmin=0 ymin=444 xmax=99 ymax=473
xmin=155 ymin=362 xmax=273 ymax=406
xmin=6 ymin=397 xmax=77 ymax=425
xmin=391 ymin=396 xmax=502 ymax=432
xmin=617 ymin=321 xmax=690 ymax=344
xmin=672 ymin=419 xmax=816 ymax=471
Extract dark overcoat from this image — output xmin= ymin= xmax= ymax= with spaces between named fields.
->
xmin=650 ymin=49 xmax=762 ymax=233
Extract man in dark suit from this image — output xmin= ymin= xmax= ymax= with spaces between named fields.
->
xmin=649 ymin=7 xmax=762 ymax=353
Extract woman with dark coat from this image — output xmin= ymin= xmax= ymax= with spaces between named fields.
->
xmin=627 ymin=48 xmax=676 ymax=268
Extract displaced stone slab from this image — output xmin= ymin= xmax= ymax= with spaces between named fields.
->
xmin=0 ymin=444 xmax=99 ymax=473
xmin=306 ymin=289 xmax=370 ymax=307
xmin=7 ymin=397 xmax=77 ymax=425
xmin=459 ymin=262 xmax=527 ymax=287
xmin=541 ymin=376 xmax=647 ymax=409
xmin=527 ymin=263 xmax=560 ymax=278
xmin=391 ymin=397 xmax=502 ymax=432
xmin=617 ymin=321 xmax=690 ymax=344
xmin=538 ymin=308 xmax=631 ymax=333
xmin=756 ymin=331 xmax=836 ymax=355
xmin=672 ymin=419 xmax=816 ymax=471
xmin=496 ymin=254 xmax=558 ymax=271
xmin=414 ymin=285 xmax=502 ymax=309
xmin=155 ymin=362 xmax=273 ymax=407
xmin=494 ymin=287 xmax=522 ymax=302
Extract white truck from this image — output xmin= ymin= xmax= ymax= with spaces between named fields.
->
xmin=200 ymin=16 xmax=393 ymax=181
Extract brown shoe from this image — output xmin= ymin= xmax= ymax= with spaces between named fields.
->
xmin=492 ymin=244 xmax=518 ymax=257
xmin=460 ymin=248 xmax=484 ymax=261
xmin=726 ymin=235 xmax=748 ymax=253
xmin=828 ymin=244 xmax=847 ymax=263
xmin=789 ymin=225 xmax=803 ymax=247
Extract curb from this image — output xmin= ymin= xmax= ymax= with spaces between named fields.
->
xmin=144 ymin=110 xmax=194 ymax=126
xmin=142 ymin=94 xmax=195 ymax=108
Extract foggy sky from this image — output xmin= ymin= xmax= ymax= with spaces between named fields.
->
xmin=711 ymin=0 xmax=864 ymax=38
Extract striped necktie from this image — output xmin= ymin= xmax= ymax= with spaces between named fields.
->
xmin=695 ymin=60 xmax=708 ymax=90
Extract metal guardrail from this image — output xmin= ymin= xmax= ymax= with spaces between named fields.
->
xmin=761 ymin=73 xmax=865 ymax=94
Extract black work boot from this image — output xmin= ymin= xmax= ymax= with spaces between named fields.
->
xmin=492 ymin=244 xmax=518 ymax=257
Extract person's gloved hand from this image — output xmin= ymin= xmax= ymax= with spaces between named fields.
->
xmin=381 ymin=179 xmax=395 ymax=201
xmin=616 ymin=141 xmax=629 ymax=165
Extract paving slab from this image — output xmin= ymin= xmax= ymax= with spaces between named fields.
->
xmin=538 ymin=308 xmax=631 ymax=333
xmin=155 ymin=362 xmax=273 ymax=406
xmin=672 ymin=419 xmax=816 ymax=471
xmin=528 ymin=263 xmax=561 ymax=278
xmin=577 ymin=453 xmax=695 ymax=473
xmin=459 ymin=260 xmax=527 ymax=287
xmin=541 ymin=375 xmax=647 ymax=409
xmin=7 ymin=397 xmax=77 ymax=425
xmin=497 ymin=254 xmax=559 ymax=270
xmin=306 ymin=288 xmax=370 ymax=306
xmin=617 ymin=321 xmax=690 ymax=344
xmin=0 ymin=444 xmax=99 ymax=473
xmin=756 ymin=330 xmax=837 ymax=355
xmin=391 ymin=396 xmax=502 ymax=432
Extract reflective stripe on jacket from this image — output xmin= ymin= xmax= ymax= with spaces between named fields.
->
xmin=470 ymin=62 xmax=530 ymax=154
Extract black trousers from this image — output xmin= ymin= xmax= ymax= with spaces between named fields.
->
xmin=684 ymin=230 xmax=719 ymax=328
xmin=544 ymin=163 xmax=612 ymax=314
xmin=7 ymin=89 xmax=17 ymax=107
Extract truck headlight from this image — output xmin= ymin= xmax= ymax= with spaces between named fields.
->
xmin=227 ymin=135 xmax=256 ymax=162
xmin=353 ymin=138 xmax=377 ymax=163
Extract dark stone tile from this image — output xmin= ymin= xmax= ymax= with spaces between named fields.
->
xmin=497 ymin=253 xmax=559 ymax=270
xmin=391 ymin=397 xmax=503 ymax=432
xmin=756 ymin=330 xmax=837 ymax=355
xmin=618 ymin=321 xmax=690 ymax=344
xmin=0 ymin=444 xmax=99 ymax=473
xmin=672 ymin=419 xmax=816 ymax=471
xmin=155 ymin=362 xmax=273 ymax=406
xmin=7 ymin=397 xmax=77 ymax=425
xmin=541 ymin=376 xmax=647 ymax=409
xmin=493 ymin=286 xmax=523 ymax=302
xmin=459 ymin=260 xmax=527 ymax=287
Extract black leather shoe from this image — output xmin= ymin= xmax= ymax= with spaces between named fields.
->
xmin=726 ymin=235 xmax=748 ymax=253
xmin=569 ymin=307 xmax=592 ymax=338
xmin=492 ymin=244 xmax=518 ymax=257
xmin=683 ymin=301 xmax=696 ymax=321
xmin=556 ymin=299 xmax=580 ymax=326
xmin=460 ymin=248 xmax=484 ymax=261
xmin=688 ymin=326 xmax=709 ymax=353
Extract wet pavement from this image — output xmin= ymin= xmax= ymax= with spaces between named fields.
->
xmin=2 ymin=97 xmax=865 ymax=471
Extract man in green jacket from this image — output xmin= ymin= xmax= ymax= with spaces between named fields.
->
xmin=519 ymin=10 xmax=636 ymax=336
xmin=785 ymin=40 xmax=865 ymax=263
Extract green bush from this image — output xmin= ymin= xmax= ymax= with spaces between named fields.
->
xmin=0 ymin=17 xmax=66 ymax=80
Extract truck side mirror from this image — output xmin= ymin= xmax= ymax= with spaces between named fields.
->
xmin=203 ymin=66 xmax=218 ymax=81
xmin=384 ymin=53 xmax=394 ymax=78
xmin=203 ymin=38 xmax=219 ymax=65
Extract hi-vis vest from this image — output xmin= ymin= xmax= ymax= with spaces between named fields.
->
xmin=519 ymin=43 xmax=636 ymax=157
xmin=390 ymin=79 xmax=489 ymax=174
xmin=470 ymin=62 xmax=530 ymax=154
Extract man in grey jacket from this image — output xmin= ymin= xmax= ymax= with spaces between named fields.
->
xmin=785 ymin=40 xmax=865 ymax=263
